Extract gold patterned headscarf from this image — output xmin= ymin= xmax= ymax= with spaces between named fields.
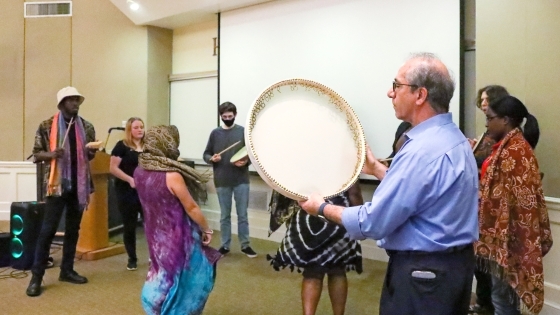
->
xmin=139 ymin=125 xmax=208 ymax=202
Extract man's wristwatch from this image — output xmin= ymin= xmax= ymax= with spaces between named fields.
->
xmin=317 ymin=202 xmax=329 ymax=222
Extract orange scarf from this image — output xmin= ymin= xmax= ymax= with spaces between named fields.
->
xmin=474 ymin=128 xmax=553 ymax=314
xmin=47 ymin=112 xmax=92 ymax=210
xmin=47 ymin=113 xmax=64 ymax=196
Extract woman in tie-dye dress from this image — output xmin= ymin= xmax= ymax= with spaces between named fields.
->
xmin=134 ymin=125 xmax=221 ymax=315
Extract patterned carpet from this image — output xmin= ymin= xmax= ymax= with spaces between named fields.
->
xmin=0 ymin=221 xmax=387 ymax=315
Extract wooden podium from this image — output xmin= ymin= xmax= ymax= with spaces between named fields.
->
xmin=76 ymin=152 xmax=125 ymax=260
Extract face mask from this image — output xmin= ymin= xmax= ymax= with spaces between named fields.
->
xmin=222 ymin=118 xmax=235 ymax=127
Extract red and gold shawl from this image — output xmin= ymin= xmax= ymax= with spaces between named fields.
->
xmin=474 ymin=128 xmax=553 ymax=314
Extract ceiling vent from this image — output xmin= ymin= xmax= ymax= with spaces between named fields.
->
xmin=24 ymin=1 xmax=72 ymax=18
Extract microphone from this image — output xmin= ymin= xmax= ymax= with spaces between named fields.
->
xmin=107 ymin=127 xmax=125 ymax=133
xmin=101 ymin=127 xmax=125 ymax=152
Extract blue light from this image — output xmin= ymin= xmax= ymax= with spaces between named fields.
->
xmin=11 ymin=214 xmax=23 ymax=236
xmin=11 ymin=238 xmax=23 ymax=259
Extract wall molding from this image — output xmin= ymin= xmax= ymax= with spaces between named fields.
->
xmin=168 ymin=71 xmax=217 ymax=82
xmin=546 ymin=196 xmax=560 ymax=224
xmin=0 ymin=161 xmax=37 ymax=221
xmin=543 ymin=197 xmax=560 ymax=314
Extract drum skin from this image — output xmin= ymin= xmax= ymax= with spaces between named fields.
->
xmin=230 ymin=146 xmax=248 ymax=163
xmin=246 ymin=79 xmax=365 ymax=201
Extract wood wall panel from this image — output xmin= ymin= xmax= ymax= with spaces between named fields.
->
xmin=0 ymin=0 xmax=172 ymax=161
xmin=0 ymin=0 xmax=25 ymax=160
xmin=71 ymin=0 xmax=148 ymax=141
xmin=24 ymin=17 xmax=71 ymax=157
xmin=147 ymin=26 xmax=173 ymax=127
xmin=524 ymin=1 xmax=560 ymax=198
xmin=476 ymin=0 xmax=560 ymax=197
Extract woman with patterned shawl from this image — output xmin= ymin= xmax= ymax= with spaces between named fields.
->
xmin=475 ymin=96 xmax=553 ymax=315
xmin=134 ymin=125 xmax=221 ymax=315
xmin=267 ymin=183 xmax=363 ymax=315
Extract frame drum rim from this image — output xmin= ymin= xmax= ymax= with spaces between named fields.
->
xmin=245 ymin=78 xmax=366 ymax=201
xmin=230 ymin=146 xmax=248 ymax=163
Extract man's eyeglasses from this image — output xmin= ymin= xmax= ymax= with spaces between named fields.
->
xmin=392 ymin=81 xmax=418 ymax=92
xmin=486 ymin=115 xmax=499 ymax=122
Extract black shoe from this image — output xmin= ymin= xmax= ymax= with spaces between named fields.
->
xmin=59 ymin=271 xmax=88 ymax=284
xmin=218 ymin=246 xmax=230 ymax=255
xmin=26 ymin=274 xmax=43 ymax=297
xmin=241 ymin=246 xmax=257 ymax=258
xmin=127 ymin=259 xmax=137 ymax=271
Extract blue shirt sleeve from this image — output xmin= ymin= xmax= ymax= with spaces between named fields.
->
xmin=342 ymin=146 xmax=429 ymax=240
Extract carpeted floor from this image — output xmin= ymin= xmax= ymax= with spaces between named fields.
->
xmin=0 ymin=221 xmax=387 ymax=315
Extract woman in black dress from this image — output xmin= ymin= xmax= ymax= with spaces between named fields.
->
xmin=109 ymin=117 xmax=145 ymax=270
xmin=267 ymin=183 xmax=363 ymax=315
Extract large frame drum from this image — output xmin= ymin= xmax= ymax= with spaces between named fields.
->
xmin=246 ymin=79 xmax=366 ymax=201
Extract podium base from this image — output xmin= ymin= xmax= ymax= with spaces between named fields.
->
xmin=76 ymin=242 xmax=126 ymax=261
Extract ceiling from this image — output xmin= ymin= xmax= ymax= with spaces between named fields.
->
xmin=109 ymin=0 xmax=276 ymax=29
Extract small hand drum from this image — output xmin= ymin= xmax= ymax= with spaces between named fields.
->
xmin=246 ymin=79 xmax=366 ymax=201
xmin=230 ymin=146 xmax=248 ymax=163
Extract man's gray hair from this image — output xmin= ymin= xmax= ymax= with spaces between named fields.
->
xmin=405 ymin=52 xmax=455 ymax=113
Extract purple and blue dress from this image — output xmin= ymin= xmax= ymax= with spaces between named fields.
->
xmin=135 ymin=168 xmax=220 ymax=315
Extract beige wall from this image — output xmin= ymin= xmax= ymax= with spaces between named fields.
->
xmin=476 ymin=0 xmax=560 ymax=197
xmin=71 ymin=0 xmax=149 ymax=140
xmin=172 ymin=19 xmax=218 ymax=74
xmin=0 ymin=1 xmax=25 ymax=160
xmin=462 ymin=0 xmax=477 ymax=139
xmin=147 ymin=26 xmax=173 ymax=126
xmin=24 ymin=15 xmax=71 ymax=159
xmin=0 ymin=0 xmax=172 ymax=161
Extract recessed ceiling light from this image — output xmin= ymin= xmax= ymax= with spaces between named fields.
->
xmin=127 ymin=0 xmax=139 ymax=11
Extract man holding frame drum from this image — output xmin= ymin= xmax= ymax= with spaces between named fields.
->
xmin=299 ymin=53 xmax=479 ymax=315
xmin=203 ymin=102 xmax=257 ymax=258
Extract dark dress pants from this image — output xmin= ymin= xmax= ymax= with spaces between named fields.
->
xmin=32 ymin=193 xmax=83 ymax=276
xmin=380 ymin=245 xmax=475 ymax=315
xmin=474 ymin=268 xmax=493 ymax=308
xmin=116 ymin=188 xmax=143 ymax=262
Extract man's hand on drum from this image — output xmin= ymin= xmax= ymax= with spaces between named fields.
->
xmin=298 ymin=193 xmax=324 ymax=216
xmin=210 ymin=154 xmax=221 ymax=163
xmin=232 ymin=157 xmax=248 ymax=167
xmin=361 ymin=145 xmax=376 ymax=174
xmin=362 ymin=145 xmax=388 ymax=180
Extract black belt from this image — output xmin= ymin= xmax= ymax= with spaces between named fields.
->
xmin=386 ymin=243 xmax=473 ymax=256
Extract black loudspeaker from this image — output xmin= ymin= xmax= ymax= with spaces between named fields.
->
xmin=0 ymin=233 xmax=10 ymax=267
xmin=10 ymin=202 xmax=45 ymax=270
xmin=107 ymin=175 xmax=123 ymax=234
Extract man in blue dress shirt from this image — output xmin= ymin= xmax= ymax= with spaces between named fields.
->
xmin=299 ymin=53 xmax=478 ymax=315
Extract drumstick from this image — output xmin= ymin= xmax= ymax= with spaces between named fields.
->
xmin=378 ymin=158 xmax=393 ymax=163
xmin=471 ymin=132 xmax=485 ymax=152
xmin=217 ymin=141 xmax=241 ymax=156
xmin=61 ymin=117 xmax=74 ymax=148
